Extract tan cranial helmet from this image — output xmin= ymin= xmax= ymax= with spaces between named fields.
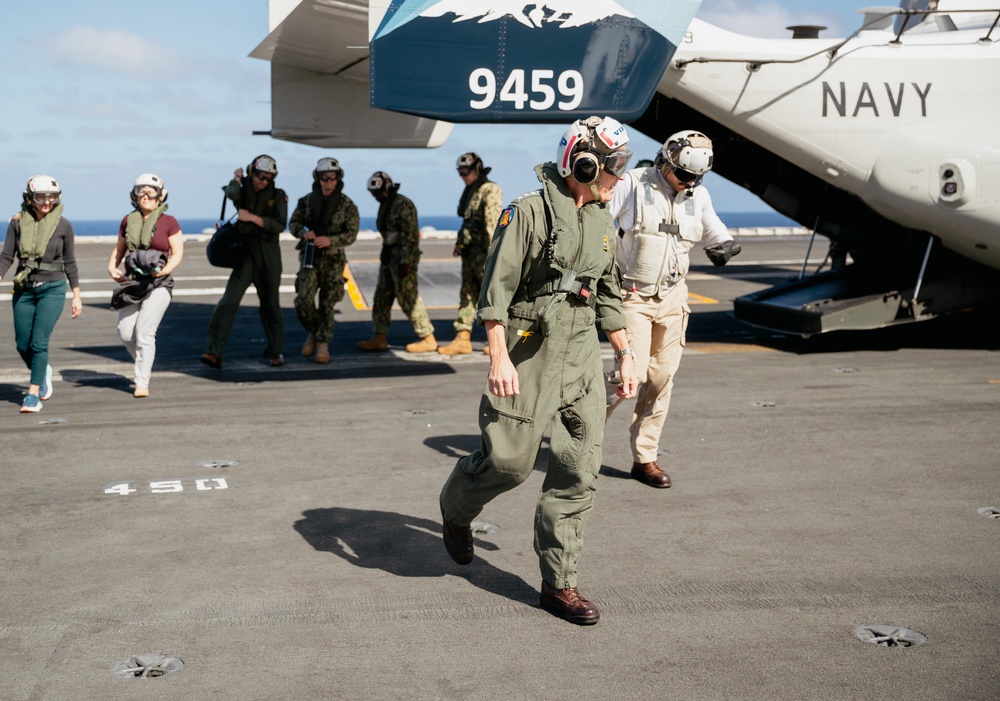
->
xmin=657 ymin=130 xmax=714 ymax=183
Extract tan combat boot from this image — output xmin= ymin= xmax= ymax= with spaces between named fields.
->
xmin=315 ymin=342 xmax=330 ymax=364
xmin=406 ymin=333 xmax=437 ymax=353
xmin=301 ymin=334 xmax=316 ymax=357
xmin=437 ymin=330 xmax=472 ymax=356
xmin=357 ymin=333 xmax=388 ymax=352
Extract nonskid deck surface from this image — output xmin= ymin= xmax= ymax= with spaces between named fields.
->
xmin=1 ymin=237 xmax=996 ymax=700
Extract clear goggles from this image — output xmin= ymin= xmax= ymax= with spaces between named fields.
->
xmin=133 ymin=186 xmax=161 ymax=199
xmin=32 ymin=192 xmax=59 ymax=204
xmin=599 ymin=148 xmax=633 ymax=178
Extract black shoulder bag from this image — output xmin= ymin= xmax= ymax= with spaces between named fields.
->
xmin=206 ymin=193 xmax=244 ymax=269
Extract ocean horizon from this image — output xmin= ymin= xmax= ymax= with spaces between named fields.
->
xmin=4 ymin=211 xmax=801 ymax=240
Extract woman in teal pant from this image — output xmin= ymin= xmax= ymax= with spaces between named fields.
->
xmin=0 ymin=175 xmax=82 ymax=413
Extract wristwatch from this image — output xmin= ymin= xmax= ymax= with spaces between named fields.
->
xmin=615 ymin=347 xmax=635 ymax=361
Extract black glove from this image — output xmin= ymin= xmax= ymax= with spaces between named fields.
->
xmin=398 ymin=262 xmax=410 ymax=278
xmin=704 ymin=241 xmax=742 ymax=267
xmin=379 ymin=246 xmax=390 ymax=266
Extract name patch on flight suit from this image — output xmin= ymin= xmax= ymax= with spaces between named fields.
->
xmin=498 ymin=206 xmax=514 ymax=229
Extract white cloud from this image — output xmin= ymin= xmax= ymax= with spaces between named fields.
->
xmin=40 ymin=26 xmax=185 ymax=78
xmin=698 ymin=0 xmax=847 ymax=39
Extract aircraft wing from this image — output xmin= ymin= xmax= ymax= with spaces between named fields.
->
xmin=249 ymin=0 xmax=453 ymax=148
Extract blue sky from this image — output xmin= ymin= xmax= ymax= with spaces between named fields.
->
xmin=0 ymin=1 xmax=873 ymax=223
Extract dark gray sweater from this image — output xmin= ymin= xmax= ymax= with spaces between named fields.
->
xmin=0 ymin=216 xmax=80 ymax=288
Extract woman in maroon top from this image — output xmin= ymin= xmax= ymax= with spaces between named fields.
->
xmin=107 ymin=174 xmax=184 ymax=398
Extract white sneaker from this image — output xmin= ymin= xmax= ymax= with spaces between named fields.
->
xmin=40 ymin=365 xmax=53 ymax=401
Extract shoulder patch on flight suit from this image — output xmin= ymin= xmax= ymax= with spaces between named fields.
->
xmin=498 ymin=206 xmax=514 ymax=229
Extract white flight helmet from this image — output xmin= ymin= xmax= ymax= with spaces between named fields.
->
xmin=251 ymin=155 xmax=278 ymax=176
xmin=314 ymin=157 xmax=343 ymax=181
xmin=555 ymin=116 xmax=632 ymax=184
xmin=456 ymin=152 xmax=482 ymax=173
xmin=24 ymin=175 xmax=62 ymax=207
xmin=130 ymin=173 xmax=168 ymax=206
xmin=657 ymin=130 xmax=714 ymax=185
xmin=367 ymin=171 xmax=393 ymax=192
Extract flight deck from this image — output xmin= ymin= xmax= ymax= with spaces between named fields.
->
xmin=0 ymin=234 xmax=996 ymax=700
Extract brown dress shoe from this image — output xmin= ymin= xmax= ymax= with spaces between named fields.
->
xmin=199 ymin=352 xmax=222 ymax=369
xmin=441 ymin=511 xmax=473 ymax=565
xmin=631 ymin=461 xmax=672 ymax=488
xmin=540 ymin=581 xmax=600 ymax=625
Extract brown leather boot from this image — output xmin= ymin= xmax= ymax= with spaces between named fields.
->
xmin=406 ymin=333 xmax=437 ymax=353
xmin=314 ymin=342 xmax=330 ymax=364
xmin=539 ymin=581 xmax=600 ymax=625
xmin=631 ymin=461 xmax=672 ymax=488
xmin=357 ymin=333 xmax=388 ymax=351
xmin=301 ymin=334 xmax=316 ymax=357
xmin=437 ymin=330 xmax=472 ymax=355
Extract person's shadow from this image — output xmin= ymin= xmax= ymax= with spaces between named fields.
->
xmin=293 ymin=507 xmax=539 ymax=606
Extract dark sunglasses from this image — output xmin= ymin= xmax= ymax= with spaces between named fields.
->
xmin=673 ymin=168 xmax=699 ymax=183
xmin=457 ymin=167 xmax=473 ymax=177
xmin=254 ymin=172 xmax=275 ymax=183
xmin=319 ymin=175 xmax=338 ymax=183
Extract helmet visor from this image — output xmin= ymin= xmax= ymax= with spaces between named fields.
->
xmin=673 ymin=167 xmax=700 ymax=184
xmin=601 ymin=148 xmax=633 ymax=179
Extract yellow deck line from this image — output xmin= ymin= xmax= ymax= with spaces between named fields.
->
xmin=688 ymin=292 xmax=718 ymax=304
xmin=345 ymin=264 xmax=719 ymax=312
xmin=343 ymin=264 xmax=369 ymax=311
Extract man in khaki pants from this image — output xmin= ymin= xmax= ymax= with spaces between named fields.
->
xmin=606 ymin=130 xmax=741 ymax=488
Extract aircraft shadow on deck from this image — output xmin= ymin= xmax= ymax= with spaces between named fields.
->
xmin=293 ymin=507 xmax=538 ymax=606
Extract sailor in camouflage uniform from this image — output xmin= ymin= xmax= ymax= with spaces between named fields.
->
xmin=357 ymin=172 xmax=437 ymax=353
xmin=289 ymin=158 xmax=360 ymax=364
xmin=438 ymin=153 xmax=503 ymax=356
xmin=438 ymin=117 xmax=638 ymax=625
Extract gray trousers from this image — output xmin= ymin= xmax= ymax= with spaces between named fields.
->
xmin=117 ymin=286 xmax=171 ymax=389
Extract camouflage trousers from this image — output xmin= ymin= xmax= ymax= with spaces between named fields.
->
xmin=294 ymin=251 xmax=346 ymax=343
xmin=453 ymin=247 xmax=487 ymax=333
xmin=372 ymin=246 xmax=433 ymax=337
